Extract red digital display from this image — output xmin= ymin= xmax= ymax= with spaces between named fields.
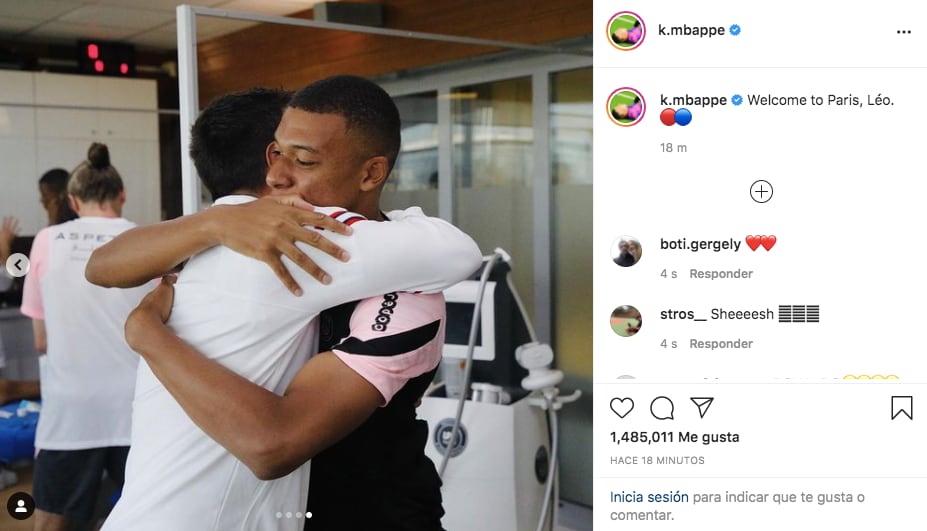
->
xmin=78 ymin=40 xmax=135 ymax=77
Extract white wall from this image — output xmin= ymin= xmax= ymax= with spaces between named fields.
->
xmin=0 ymin=70 xmax=161 ymax=235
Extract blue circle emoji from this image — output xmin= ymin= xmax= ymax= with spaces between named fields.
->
xmin=674 ymin=108 xmax=692 ymax=126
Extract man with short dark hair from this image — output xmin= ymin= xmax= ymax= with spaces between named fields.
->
xmin=190 ymin=87 xmax=292 ymax=201
xmin=272 ymin=75 xmax=450 ymax=530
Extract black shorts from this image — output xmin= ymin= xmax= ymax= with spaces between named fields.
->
xmin=33 ymin=446 xmax=129 ymax=523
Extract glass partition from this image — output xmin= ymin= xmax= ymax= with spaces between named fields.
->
xmin=382 ymin=91 xmax=439 ymax=216
xmin=451 ymin=77 xmax=535 ymax=318
xmin=551 ymin=67 xmax=593 ymax=377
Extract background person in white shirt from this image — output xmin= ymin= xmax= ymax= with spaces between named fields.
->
xmin=0 ymin=168 xmax=84 ymax=413
xmin=0 ymin=172 xmax=68 ymax=407
xmin=20 ymin=143 xmax=154 ymax=531
xmin=0 ymin=168 xmax=79 ymax=299
xmin=91 ymin=81 xmax=479 ymax=530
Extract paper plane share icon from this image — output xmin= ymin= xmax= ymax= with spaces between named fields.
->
xmin=690 ymin=397 xmax=714 ymax=419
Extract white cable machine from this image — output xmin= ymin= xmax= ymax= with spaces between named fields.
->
xmin=419 ymin=250 xmax=581 ymax=531
xmin=174 ymin=6 xmax=589 ymax=530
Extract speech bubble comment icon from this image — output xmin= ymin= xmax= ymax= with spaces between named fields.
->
xmin=610 ymin=397 xmax=634 ymax=418
xmin=651 ymin=396 xmax=674 ymax=420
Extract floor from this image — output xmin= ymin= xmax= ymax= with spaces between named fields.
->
xmin=1 ymin=462 xmax=593 ymax=530
xmin=0 ymin=464 xmax=35 ymax=531
xmin=556 ymin=500 xmax=593 ymax=531
xmin=0 ymin=463 xmax=107 ymax=531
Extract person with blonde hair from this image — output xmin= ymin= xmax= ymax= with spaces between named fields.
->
xmin=21 ymin=143 xmax=153 ymax=531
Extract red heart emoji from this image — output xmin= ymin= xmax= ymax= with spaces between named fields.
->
xmin=761 ymin=235 xmax=776 ymax=251
xmin=745 ymin=235 xmax=760 ymax=251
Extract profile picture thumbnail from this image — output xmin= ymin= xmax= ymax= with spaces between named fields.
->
xmin=607 ymin=88 xmax=645 ymax=127
xmin=611 ymin=236 xmax=642 ymax=267
xmin=611 ymin=305 xmax=642 ymax=337
xmin=608 ymin=12 xmax=645 ymax=50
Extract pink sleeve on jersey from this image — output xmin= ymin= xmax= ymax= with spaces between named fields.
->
xmin=20 ymin=228 xmax=50 ymax=319
xmin=332 ymin=292 xmax=446 ymax=405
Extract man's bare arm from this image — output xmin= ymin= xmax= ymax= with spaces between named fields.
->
xmin=0 ymin=216 xmax=17 ymax=265
xmin=125 ymin=278 xmax=381 ymax=480
xmin=86 ymin=213 xmax=216 ymax=288
xmin=86 ymin=197 xmax=352 ymax=294
xmin=0 ymin=217 xmax=18 ymax=291
xmin=31 ymin=319 xmax=46 ymax=353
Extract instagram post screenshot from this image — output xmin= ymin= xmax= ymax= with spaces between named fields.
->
xmin=595 ymin=0 xmax=925 ymax=530
xmin=3 ymin=1 xmax=923 ymax=530
xmin=0 ymin=2 xmax=596 ymax=531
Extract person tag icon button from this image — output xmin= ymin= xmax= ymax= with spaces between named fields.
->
xmin=7 ymin=491 xmax=36 ymax=520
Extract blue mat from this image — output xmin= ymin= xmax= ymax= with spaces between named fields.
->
xmin=0 ymin=401 xmax=38 ymax=464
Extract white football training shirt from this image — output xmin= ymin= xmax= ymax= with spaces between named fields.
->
xmin=21 ymin=217 xmax=153 ymax=450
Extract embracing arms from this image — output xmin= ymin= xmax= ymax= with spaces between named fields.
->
xmin=126 ymin=278 xmax=381 ymax=480
xmin=115 ymin=205 xmax=481 ymax=479
xmin=85 ymin=197 xmax=352 ymax=294
xmin=87 ymin=198 xmax=481 ymax=301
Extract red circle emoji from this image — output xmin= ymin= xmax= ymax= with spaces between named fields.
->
xmin=660 ymin=108 xmax=676 ymax=126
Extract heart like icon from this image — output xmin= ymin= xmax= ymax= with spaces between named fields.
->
xmin=610 ymin=397 xmax=634 ymax=418
xmin=745 ymin=235 xmax=761 ymax=251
